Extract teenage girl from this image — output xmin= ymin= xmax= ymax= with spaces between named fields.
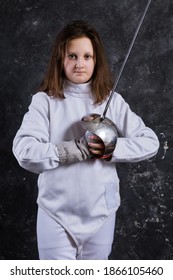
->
xmin=13 ymin=20 xmax=159 ymax=260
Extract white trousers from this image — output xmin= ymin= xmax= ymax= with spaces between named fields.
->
xmin=37 ymin=207 xmax=116 ymax=260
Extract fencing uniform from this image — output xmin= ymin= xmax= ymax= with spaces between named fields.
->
xmin=13 ymin=79 xmax=159 ymax=259
xmin=37 ymin=207 xmax=116 ymax=260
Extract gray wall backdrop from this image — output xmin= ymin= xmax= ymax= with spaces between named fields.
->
xmin=0 ymin=0 xmax=173 ymax=259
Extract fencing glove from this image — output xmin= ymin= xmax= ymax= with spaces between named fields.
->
xmin=56 ymin=136 xmax=92 ymax=164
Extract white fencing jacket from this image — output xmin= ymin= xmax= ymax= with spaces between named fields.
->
xmin=13 ymin=79 xmax=159 ymax=247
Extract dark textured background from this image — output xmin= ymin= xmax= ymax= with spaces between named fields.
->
xmin=0 ymin=0 xmax=173 ymax=260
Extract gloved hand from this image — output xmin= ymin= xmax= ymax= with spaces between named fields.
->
xmin=56 ymin=136 xmax=93 ymax=164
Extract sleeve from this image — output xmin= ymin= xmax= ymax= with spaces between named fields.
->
xmin=110 ymin=94 xmax=160 ymax=163
xmin=12 ymin=92 xmax=60 ymax=174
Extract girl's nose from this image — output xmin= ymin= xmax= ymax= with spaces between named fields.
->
xmin=75 ymin=58 xmax=84 ymax=69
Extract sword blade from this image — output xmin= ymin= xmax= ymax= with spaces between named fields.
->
xmin=100 ymin=0 xmax=152 ymax=120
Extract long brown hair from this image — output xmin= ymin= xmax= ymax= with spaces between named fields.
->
xmin=38 ymin=20 xmax=113 ymax=104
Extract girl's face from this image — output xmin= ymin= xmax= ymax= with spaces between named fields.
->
xmin=64 ymin=37 xmax=95 ymax=84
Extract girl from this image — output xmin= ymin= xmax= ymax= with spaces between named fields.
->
xmin=13 ymin=20 xmax=159 ymax=260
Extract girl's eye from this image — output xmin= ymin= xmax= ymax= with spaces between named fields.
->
xmin=84 ymin=54 xmax=92 ymax=60
xmin=68 ymin=54 xmax=77 ymax=59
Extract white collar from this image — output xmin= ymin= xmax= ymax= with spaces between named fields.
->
xmin=63 ymin=79 xmax=92 ymax=97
